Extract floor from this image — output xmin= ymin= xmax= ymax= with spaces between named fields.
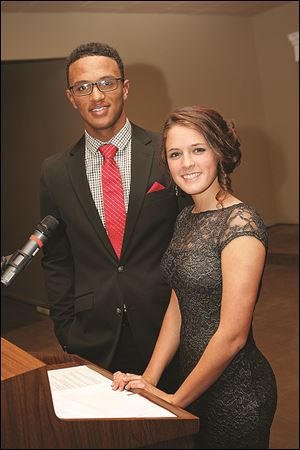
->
xmin=1 ymin=224 xmax=299 ymax=449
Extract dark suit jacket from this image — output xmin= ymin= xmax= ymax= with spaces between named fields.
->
xmin=40 ymin=122 xmax=187 ymax=368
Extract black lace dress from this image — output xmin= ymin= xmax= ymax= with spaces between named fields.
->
xmin=161 ymin=203 xmax=277 ymax=449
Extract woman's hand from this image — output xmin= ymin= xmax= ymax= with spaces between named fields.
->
xmin=111 ymin=371 xmax=174 ymax=404
xmin=111 ymin=371 xmax=131 ymax=391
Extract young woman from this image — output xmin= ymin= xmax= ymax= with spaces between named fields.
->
xmin=112 ymin=105 xmax=277 ymax=449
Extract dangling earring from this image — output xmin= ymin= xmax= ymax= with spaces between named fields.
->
xmin=175 ymin=185 xmax=179 ymax=197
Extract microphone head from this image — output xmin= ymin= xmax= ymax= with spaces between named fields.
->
xmin=36 ymin=215 xmax=60 ymax=238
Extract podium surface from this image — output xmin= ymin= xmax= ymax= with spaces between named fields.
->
xmin=1 ymin=338 xmax=199 ymax=449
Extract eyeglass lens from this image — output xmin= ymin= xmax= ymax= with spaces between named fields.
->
xmin=72 ymin=79 xmax=120 ymax=96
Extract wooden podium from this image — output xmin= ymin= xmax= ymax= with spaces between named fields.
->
xmin=1 ymin=338 xmax=199 ymax=449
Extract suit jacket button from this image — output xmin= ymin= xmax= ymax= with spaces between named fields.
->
xmin=118 ymin=266 xmax=124 ymax=272
xmin=116 ymin=307 xmax=122 ymax=315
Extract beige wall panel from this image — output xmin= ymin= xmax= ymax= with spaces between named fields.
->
xmin=1 ymin=5 xmax=298 ymax=305
xmin=252 ymin=1 xmax=299 ymax=224
xmin=2 ymin=11 xmax=275 ymax=217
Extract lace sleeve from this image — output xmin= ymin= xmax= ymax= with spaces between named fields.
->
xmin=219 ymin=205 xmax=268 ymax=253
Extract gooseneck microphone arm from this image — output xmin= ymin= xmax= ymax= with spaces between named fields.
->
xmin=1 ymin=215 xmax=59 ymax=287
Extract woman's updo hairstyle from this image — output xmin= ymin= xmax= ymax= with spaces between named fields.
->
xmin=161 ymin=105 xmax=241 ymax=206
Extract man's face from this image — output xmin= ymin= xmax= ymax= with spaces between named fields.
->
xmin=66 ymin=55 xmax=129 ymax=140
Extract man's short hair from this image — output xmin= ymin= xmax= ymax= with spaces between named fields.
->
xmin=66 ymin=42 xmax=125 ymax=86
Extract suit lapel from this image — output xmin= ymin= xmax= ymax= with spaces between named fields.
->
xmin=66 ymin=137 xmax=116 ymax=259
xmin=121 ymin=125 xmax=155 ymax=258
xmin=66 ymin=126 xmax=156 ymax=261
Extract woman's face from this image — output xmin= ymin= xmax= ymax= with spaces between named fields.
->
xmin=165 ymin=125 xmax=219 ymax=196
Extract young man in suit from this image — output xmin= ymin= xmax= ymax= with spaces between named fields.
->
xmin=40 ymin=42 xmax=187 ymax=391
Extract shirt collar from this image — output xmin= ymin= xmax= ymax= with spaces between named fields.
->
xmin=85 ymin=119 xmax=131 ymax=156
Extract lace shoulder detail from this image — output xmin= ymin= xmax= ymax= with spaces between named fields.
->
xmin=219 ymin=204 xmax=268 ymax=252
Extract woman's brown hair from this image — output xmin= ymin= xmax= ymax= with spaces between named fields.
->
xmin=161 ymin=105 xmax=241 ymax=206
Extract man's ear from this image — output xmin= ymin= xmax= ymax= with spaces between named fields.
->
xmin=123 ymin=79 xmax=130 ymax=101
xmin=66 ymin=89 xmax=78 ymax=109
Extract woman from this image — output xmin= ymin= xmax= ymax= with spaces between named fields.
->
xmin=112 ymin=106 xmax=277 ymax=449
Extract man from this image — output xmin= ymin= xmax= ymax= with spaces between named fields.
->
xmin=40 ymin=42 xmax=188 ymax=390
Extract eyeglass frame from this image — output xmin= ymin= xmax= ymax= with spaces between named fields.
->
xmin=68 ymin=77 xmax=124 ymax=96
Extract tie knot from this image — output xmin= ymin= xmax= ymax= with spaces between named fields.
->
xmin=99 ymin=143 xmax=118 ymax=159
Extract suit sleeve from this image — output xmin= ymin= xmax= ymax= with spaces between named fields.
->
xmin=40 ymin=160 xmax=75 ymax=350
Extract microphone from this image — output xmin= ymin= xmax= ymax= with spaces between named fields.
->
xmin=1 ymin=215 xmax=59 ymax=287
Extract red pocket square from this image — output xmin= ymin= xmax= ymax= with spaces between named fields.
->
xmin=147 ymin=182 xmax=166 ymax=194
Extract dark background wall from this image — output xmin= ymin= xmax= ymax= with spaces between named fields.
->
xmin=1 ymin=59 xmax=82 ymax=306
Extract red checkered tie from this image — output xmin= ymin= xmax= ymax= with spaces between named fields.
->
xmin=99 ymin=144 xmax=126 ymax=259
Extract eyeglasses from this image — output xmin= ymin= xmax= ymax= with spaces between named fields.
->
xmin=69 ymin=77 xmax=124 ymax=96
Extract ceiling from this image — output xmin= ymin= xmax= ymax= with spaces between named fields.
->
xmin=1 ymin=1 xmax=293 ymax=16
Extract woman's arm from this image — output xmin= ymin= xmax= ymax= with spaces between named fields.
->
xmin=143 ymin=289 xmax=181 ymax=385
xmin=112 ymin=289 xmax=181 ymax=390
xmin=123 ymin=236 xmax=266 ymax=408
xmin=172 ymin=235 xmax=266 ymax=407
